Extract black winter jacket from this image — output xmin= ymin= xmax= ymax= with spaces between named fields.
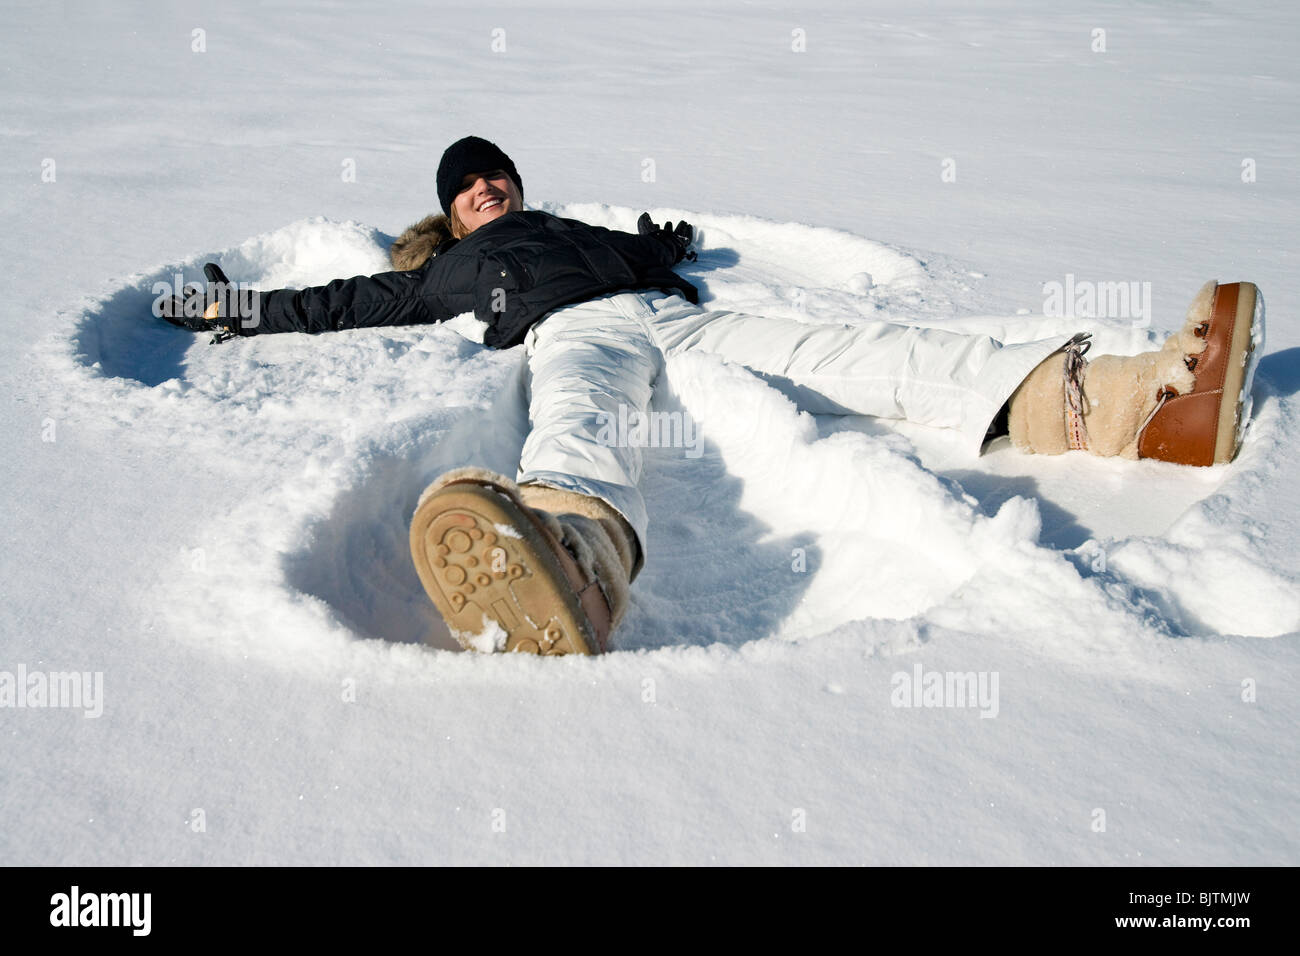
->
xmin=250 ymin=211 xmax=699 ymax=349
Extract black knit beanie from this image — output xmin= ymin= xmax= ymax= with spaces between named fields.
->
xmin=436 ymin=136 xmax=523 ymax=215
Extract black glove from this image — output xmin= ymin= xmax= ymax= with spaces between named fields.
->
xmin=157 ymin=263 xmax=243 ymax=343
xmin=637 ymin=212 xmax=697 ymax=263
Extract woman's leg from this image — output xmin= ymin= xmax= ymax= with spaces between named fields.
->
xmin=636 ymin=280 xmax=1261 ymax=466
xmin=408 ymin=292 xmax=661 ymax=656
xmin=636 ymin=291 xmax=1072 ymax=456
xmin=516 ymin=292 xmax=663 ymax=576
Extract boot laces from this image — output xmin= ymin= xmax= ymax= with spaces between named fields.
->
xmin=1063 ymin=332 xmax=1092 ymax=451
xmin=1137 ymin=386 xmax=1177 ymax=437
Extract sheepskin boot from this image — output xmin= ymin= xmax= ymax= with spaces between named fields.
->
xmin=515 ymin=482 xmax=640 ymax=585
xmin=409 ymin=468 xmax=636 ymax=655
xmin=1008 ymin=281 xmax=1263 ymax=465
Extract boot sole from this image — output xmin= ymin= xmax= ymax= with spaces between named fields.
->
xmin=1215 ymin=281 xmax=1264 ymax=463
xmin=409 ymin=483 xmax=597 ymax=655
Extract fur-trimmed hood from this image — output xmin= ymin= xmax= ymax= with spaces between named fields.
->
xmin=389 ymin=213 xmax=455 ymax=271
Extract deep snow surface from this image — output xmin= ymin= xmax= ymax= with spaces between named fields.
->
xmin=2 ymin=0 xmax=1297 ymax=865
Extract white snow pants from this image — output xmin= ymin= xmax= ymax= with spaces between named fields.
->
xmin=515 ymin=288 xmax=1073 ymax=575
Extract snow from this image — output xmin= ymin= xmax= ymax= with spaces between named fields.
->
xmin=456 ymin=617 xmax=509 ymax=655
xmin=2 ymin=0 xmax=1297 ymax=865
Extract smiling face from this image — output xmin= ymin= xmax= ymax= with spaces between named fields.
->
xmin=450 ymin=169 xmax=523 ymax=236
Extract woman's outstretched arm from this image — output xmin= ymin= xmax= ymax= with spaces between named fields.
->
xmin=160 ymin=261 xmax=464 ymax=340
xmin=248 ymin=267 xmax=458 ymax=336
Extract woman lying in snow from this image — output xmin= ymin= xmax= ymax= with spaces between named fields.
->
xmin=161 ymin=135 xmax=1264 ymax=656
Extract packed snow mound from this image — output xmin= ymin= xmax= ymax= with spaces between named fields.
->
xmin=40 ymin=210 xmax=1299 ymax=670
xmin=1105 ymin=390 xmax=1300 ymax=639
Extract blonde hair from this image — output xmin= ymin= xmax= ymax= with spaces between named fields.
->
xmin=449 ymin=204 xmax=471 ymax=240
